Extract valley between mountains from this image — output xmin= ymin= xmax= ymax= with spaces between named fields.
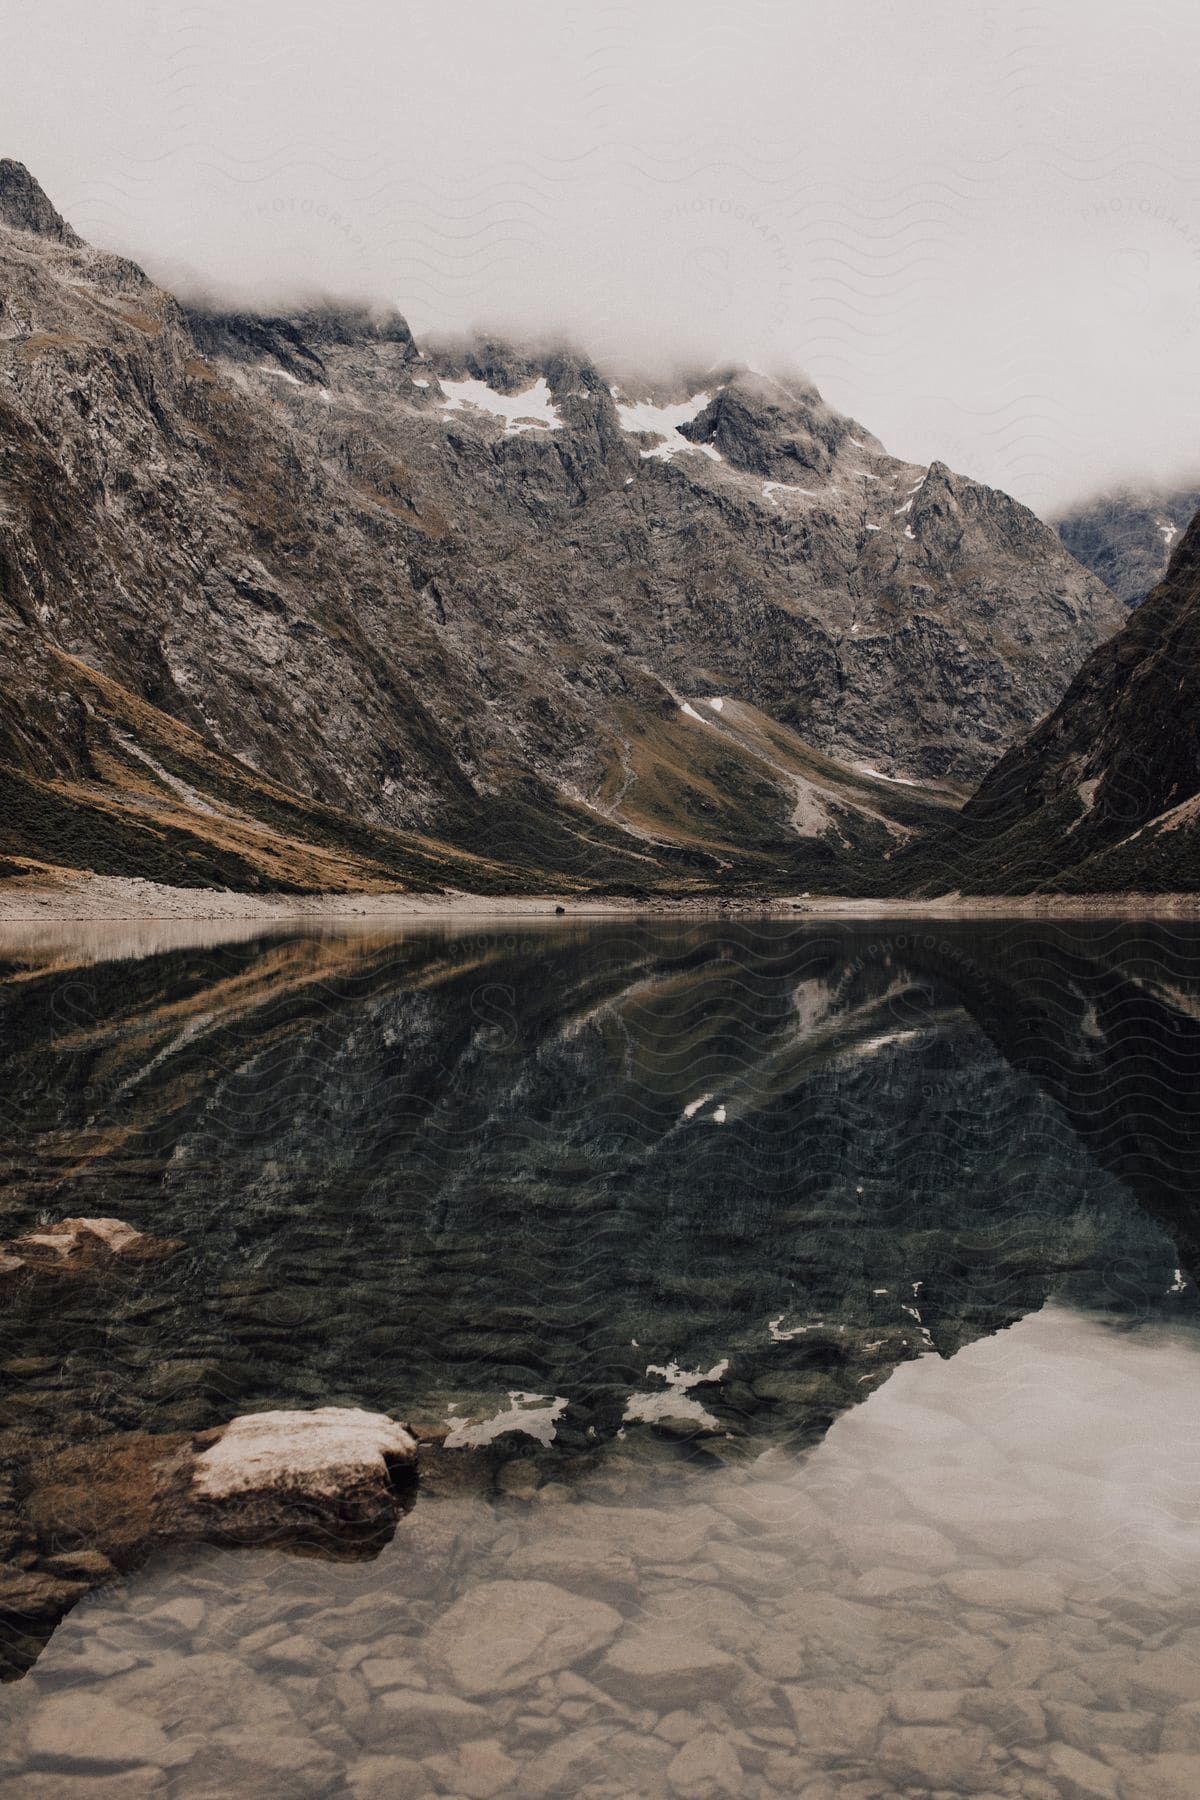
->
xmin=1 ymin=158 xmax=1197 ymax=904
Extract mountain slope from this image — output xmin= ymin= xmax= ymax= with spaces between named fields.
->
xmin=1055 ymin=479 xmax=1200 ymax=608
xmin=899 ymin=504 xmax=1200 ymax=893
xmin=0 ymin=161 xmax=1121 ymax=892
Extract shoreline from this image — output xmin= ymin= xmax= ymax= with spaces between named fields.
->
xmin=0 ymin=871 xmax=1199 ymax=927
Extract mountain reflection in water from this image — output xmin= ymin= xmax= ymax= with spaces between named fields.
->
xmin=0 ymin=919 xmax=1198 ymax=1784
xmin=1 ymin=920 xmax=1195 ymax=1439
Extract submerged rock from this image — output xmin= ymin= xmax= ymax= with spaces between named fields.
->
xmin=665 ymin=1730 xmax=744 ymax=1798
xmin=426 ymin=1579 xmax=622 ymax=1696
xmin=25 ymin=1690 xmax=171 ymax=1770
xmin=598 ymin=1627 xmax=737 ymax=1706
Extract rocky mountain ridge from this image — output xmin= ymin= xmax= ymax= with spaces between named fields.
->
xmin=1055 ymin=479 xmax=1200 ymax=607
xmin=0 ymin=161 xmax=1123 ymax=893
xmin=901 ymin=503 xmax=1200 ymax=892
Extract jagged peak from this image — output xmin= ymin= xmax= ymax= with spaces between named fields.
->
xmin=0 ymin=160 xmax=83 ymax=248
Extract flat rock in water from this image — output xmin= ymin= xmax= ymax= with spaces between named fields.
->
xmin=424 ymin=1736 xmax=521 ymax=1799
xmin=1045 ymin=1742 xmax=1121 ymax=1800
xmin=179 ymin=1725 xmax=342 ymax=1798
xmin=520 ymin=1724 xmax=632 ymax=1799
xmin=505 ymin=1533 xmax=639 ymax=1598
xmin=1128 ymin=1648 xmax=1200 ymax=1709
xmin=1116 ymin=1752 xmax=1200 ymax=1800
xmin=182 ymin=1406 xmax=419 ymax=1541
xmin=877 ymin=1724 xmax=996 ymax=1793
xmin=571 ymin=1503 xmax=720 ymax=1566
xmin=785 ymin=1685 xmax=886 ymax=1755
xmin=27 ymin=1691 xmax=171 ymax=1769
xmin=365 ymin=1689 xmax=490 ymax=1753
xmin=427 ymin=1579 xmax=622 ymax=1696
xmin=941 ymin=1566 xmax=1066 ymax=1615
xmin=105 ymin=1649 xmax=295 ymax=1734
xmin=14 ymin=1772 xmax=165 ymax=1800
xmin=598 ymin=1627 xmax=737 ymax=1705
xmin=666 ymin=1731 xmax=744 ymax=1797
xmin=345 ymin=1752 xmax=436 ymax=1799
xmin=1161 ymin=1701 xmax=1200 ymax=1752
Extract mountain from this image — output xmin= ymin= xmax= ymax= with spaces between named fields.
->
xmin=901 ymin=503 xmax=1200 ymax=893
xmin=0 ymin=161 xmax=1123 ymax=895
xmin=1055 ymin=480 xmax=1200 ymax=607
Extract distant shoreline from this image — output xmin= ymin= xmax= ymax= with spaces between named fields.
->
xmin=1 ymin=871 xmax=1199 ymax=928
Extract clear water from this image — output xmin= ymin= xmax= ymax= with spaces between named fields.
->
xmin=0 ymin=918 xmax=1198 ymax=1797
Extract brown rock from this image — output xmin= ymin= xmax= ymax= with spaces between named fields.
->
xmin=364 ymin=1690 xmax=490 ymax=1753
xmin=37 ymin=1548 xmax=118 ymax=1582
xmin=424 ymin=1737 xmax=520 ymax=1799
xmin=666 ymin=1730 xmax=743 ymax=1797
xmin=428 ymin=1579 xmax=622 ymax=1697
xmin=345 ymin=1754 xmax=434 ymax=1799
xmin=785 ymin=1685 xmax=886 ymax=1755
xmin=521 ymin=1725 xmax=620 ymax=1797
xmin=27 ymin=1692 xmax=171 ymax=1768
xmin=505 ymin=1533 xmax=639 ymax=1600
xmin=0 ymin=1564 xmax=88 ymax=1619
xmin=961 ymin=1686 xmax=1047 ymax=1743
xmin=104 ymin=1650 xmax=295 ymax=1735
xmin=599 ymin=1628 xmax=737 ymax=1706
xmin=1116 ymin=1752 xmax=1200 ymax=1800
xmin=942 ymin=1567 xmax=1066 ymax=1616
xmin=1129 ymin=1648 xmax=1200 ymax=1710
xmin=1044 ymin=1742 xmax=1119 ymax=1800
xmin=877 ymin=1724 xmax=996 ymax=1793
xmin=178 ymin=1726 xmax=341 ymax=1797
xmin=1044 ymin=1698 xmax=1155 ymax=1752
xmin=1161 ymin=1701 xmax=1200 ymax=1752
xmin=890 ymin=1688 xmax=963 ymax=1725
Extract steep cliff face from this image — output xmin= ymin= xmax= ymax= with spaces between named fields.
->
xmin=902 ymin=505 xmax=1200 ymax=893
xmin=1055 ymin=480 xmax=1200 ymax=607
xmin=210 ymin=325 xmax=1118 ymax=790
xmin=0 ymin=163 xmax=1122 ymax=891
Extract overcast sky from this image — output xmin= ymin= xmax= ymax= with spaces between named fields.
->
xmin=7 ymin=0 xmax=1199 ymax=513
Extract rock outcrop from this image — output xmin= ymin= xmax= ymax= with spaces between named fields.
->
xmin=0 ymin=158 xmax=82 ymax=247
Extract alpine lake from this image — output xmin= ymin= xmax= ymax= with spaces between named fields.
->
xmin=0 ymin=915 xmax=1198 ymax=1800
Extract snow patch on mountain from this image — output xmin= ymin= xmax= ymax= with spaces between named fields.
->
xmin=439 ymin=376 xmax=561 ymax=435
xmin=615 ymin=392 xmax=721 ymax=462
